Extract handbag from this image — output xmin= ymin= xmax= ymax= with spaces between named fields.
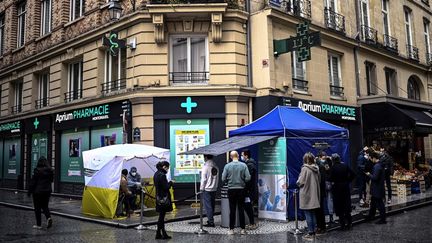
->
xmin=156 ymin=195 xmax=170 ymax=207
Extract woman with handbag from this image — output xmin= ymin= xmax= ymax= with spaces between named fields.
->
xmin=154 ymin=161 xmax=173 ymax=240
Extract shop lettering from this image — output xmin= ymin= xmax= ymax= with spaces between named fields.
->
xmin=298 ymin=101 xmax=322 ymax=113
xmin=55 ymin=112 xmax=74 ymax=123
xmin=0 ymin=121 xmax=21 ymax=132
xmin=297 ymin=101 xmax=356 ymax=118
xmin=56 ymin=105 xmax=110 ymax=123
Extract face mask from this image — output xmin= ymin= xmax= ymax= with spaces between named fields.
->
xmin=241 ymin=156 xmax=246 ymax=161
xmin=364 ymin=155 xmax=369 ymax=160
xmin=131 ymin=172 xmax=137 ymax=176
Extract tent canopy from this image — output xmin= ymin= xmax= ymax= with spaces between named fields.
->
xmin=229 ymin=106 xmax=349 ymax=138
xmin=180 ymin=135 xmax=277 ymax=156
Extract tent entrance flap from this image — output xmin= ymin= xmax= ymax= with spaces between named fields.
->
xmin=180 ymin=136 xmax=278 ymax=156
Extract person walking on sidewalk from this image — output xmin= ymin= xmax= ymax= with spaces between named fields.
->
xmin=366 ymin=152 xmax=387 ymax=224
xmin=241 ymin=149 xmax=258 ymax=230
xmin=329 ymin=153 xmax=355 ymax=231
xmin=200 ymin=154 xmax=219 ymax=227
xmin=380 ymin=147 xmax=394 ymax=204
xmin=222 ymin=151 xmax=251 ymax=235
xmin=28 ymin=156 xmax=54 ymax=229
xmin=154 ymin=161 xmax=173 ymax=240
xmin=297 ymin=152 xmax=321 ymax=241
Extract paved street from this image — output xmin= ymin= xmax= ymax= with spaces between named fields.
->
xmin=1 ymin=204 xmax=431 ymax=243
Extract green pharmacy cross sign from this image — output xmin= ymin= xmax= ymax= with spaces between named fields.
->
xmin=181 ymin=97 xmax=198 ymax=113
xmin=102 ymin=31 xmax=126 ymax=56
xmin=33 ymin=118 xmax=40 ymax=129
xmin=273 ymin=21 xmax=321 ymax=62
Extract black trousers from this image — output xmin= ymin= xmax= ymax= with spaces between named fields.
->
xmin=157 ymin=211 xmax=166 ymax=230
xmin=368 ymin=196 xmax=386 ymax=222
xmin=385 ymin=171 xmax=392 ymax=200
xmin=33 ymin=193 xmax=51 ymax=226
xmin=244 ymin=202 xmax=255 ymax=225
xmin=315 ymin=198 xmax=326 ymax=230
xmin=228 ymin=189 xmax=246 ymax=230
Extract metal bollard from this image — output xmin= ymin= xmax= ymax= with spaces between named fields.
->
xmin=194 ymin=191 xmax=208 ymax=235
xmin=135 ymin=188 xmax=147 ymax=230
xmin=289 ymin=189 xmax=303 ymax=235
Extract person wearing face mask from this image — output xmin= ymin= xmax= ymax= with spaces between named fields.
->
xmin=241 ymin=149 xmax=258 ymax=230
xmin=154 ymin=161 xmax=173 ymax=240
xmin=127 ymin=167 xmax=142 ymax=210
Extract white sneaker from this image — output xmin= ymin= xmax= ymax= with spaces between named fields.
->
xmin=240 ymin=229 xmax=247 ymax=235
xmin=387 ymin=199 xmax=391 ymax=204
xmin=360 ymin=199 xmax=365 ymax=205
xmin=228 ymin=229 xmax=235 ymax=235
xmin=32 ymin=225 xmax=43 ymax=230
xmin=248 ymin=224 xmax=258 ymax=230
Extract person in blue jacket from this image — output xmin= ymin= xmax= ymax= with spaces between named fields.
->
xmin=365 ymin=151 xmax=387 ymax=224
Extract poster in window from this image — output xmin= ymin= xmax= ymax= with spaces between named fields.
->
xmin=60 ymin=130 xmax=89 ymax=183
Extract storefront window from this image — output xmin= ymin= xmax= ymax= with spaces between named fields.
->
xmin=90 ymin=125 xmax=123 ymax=149
xmin=31 ymin=133 xmax=48 ymax=172
xmin=60 ymin=129 xmax=89 ymax=183
xmin=3 ymin=137 xmax=21 ymax=179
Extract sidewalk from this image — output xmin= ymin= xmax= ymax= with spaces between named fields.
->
xmin=0 ymin=188 xmax=431 ymax=232
xmin=0 ymin=189 xmax=218 ymax=228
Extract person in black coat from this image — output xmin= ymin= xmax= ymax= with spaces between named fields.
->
xmin=366 ymin=151 xmax=387 ymax=224
xmin=153 ymin=161 xmax=173 ymax=240
xmin=28 ymin=156 xmax=54 ymax=229
xmin=315 ymin=151 xmax=330 ymax=234
xmin=329 ymin=153 xmax=355 ymax=230
xmin=241 ymin=149 xmax=257 ymax=229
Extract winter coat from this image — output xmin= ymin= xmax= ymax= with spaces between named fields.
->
xmin=154 ymin=169 xmax=173 ymax=212
xmin=245 ymin=158 xmax=257 ymax=198
xmin=28 ymin=166 xmax=54 ymax=194
xmin=381 ymin=152 xmax=394 ymax=176
xmin=329 ymin=162 xmax=355 ymax=216
xmin=369 ymin=161 xmax=386 ymax=199
xmin=297 ymin=164 xmax=321 ymax=210
xmin=200 ymin=159 xmax=219 ymax=192
xmin=120 ymin=175 xmax=132 ymax=196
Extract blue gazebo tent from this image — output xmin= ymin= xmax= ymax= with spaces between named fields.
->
xmin=229 ymin=105 xmax=350 ymax=220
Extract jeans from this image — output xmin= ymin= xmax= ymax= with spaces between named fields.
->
xmin=228 ymin=189 xmax=246 ymax=230
xmin=33 ymin=193 xmax=51 ymax=226
xmin=203 ymin=191 xmax=216 ymax=224
xmin=368 ymin=196 xmax=386 ymax=222
xmin=304 ymin=209 xmax=317 ymax=234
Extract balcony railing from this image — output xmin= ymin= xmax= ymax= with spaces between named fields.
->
xmin=361 ymin=25 xmax=378 ymax=45
xmin=383 ymin=34 xmax=398 ymax=53
xmin=35 ymin=98 xmax=49 ymax=109
xmin=11 ymin=105 xmax=22 ymax=114
xmin=406 ymin=45 xmax=419 ymax=61
xmin=324 ymin=8 xmax=345 ymax=34
xmin=292 ymin=78 xmax=308 ymax=92
xmin=330 ymin=84 xmax=344 ymax=97
xmin=101 ymin=79 xmax=127 ymax=94
xmin=282 ymin=0 xmax=312 ymax=19
xmin=427 ymin=53 xmax=432 ymax=65
xmin=64 ymin=89 xmax=82 ymax=103
xmin=169 ymin=72 xmax=209 ymax=84
xmin=149 ymin=0 xmax=225 ymax=3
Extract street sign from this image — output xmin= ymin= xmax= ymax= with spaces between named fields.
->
xmin=273 ymin=21 xmax=321 ymax=62
xmin=133 ymin=127 xmax=141 ymax=142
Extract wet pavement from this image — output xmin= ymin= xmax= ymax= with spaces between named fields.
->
xmin=1 ymin=204 xmax=432 ymax=242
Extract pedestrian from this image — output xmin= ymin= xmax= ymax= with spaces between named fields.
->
xmin=200 ymin=154 xmax=219 ymax=227
xmin=127 ymin=166 xmax=142 ymax=210
xmin=154 ymin=161 xmax=173 ymax=240
xmin=241 ymin=149 xmax=258 ymax=230
xmin=329 ymin=153 xmax=355 ymax=230
xmin=380 ymin=146 xmax=394 ymax=204
xmin=314 ymin=151 xmax=328 ymax=234
xmin=366 ymin=151 xmax=387 ymax=224
xmin=357 ymin=147 xmax=369 ymax=206
xmin=120 ymin=169 xmax=133 ymax=217
xmin=297 ymin=152 xmax=320 ymax=241
xmin=221 ymin=151 xmax=251 ymax=235
xmin=28 ymin=156 xmax=54 ymax=229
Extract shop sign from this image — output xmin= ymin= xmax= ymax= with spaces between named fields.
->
xmin=24 ymin=115 xmax=51 ymax=134
xmin=0 ymin=121 xmax=21 ymax=135
xmin=181 ymin=97 xmax=198 ymax=114
xmin=283 ymin=98 xmax=359 ymax=122
xmin=154 ymin=96 xmax=225 ymax=119
xmin=54 ymin=100 xmax=131 ymax=130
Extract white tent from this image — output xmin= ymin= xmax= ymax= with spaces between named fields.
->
xmin=81 ymin=144 xmax=170 ymax=219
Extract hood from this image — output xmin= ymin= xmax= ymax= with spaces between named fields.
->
xmin=304 ymin=164 xmax=319 ymax=173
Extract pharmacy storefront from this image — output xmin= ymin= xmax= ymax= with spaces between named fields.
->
xmin=53 ymin=100 xmax=131 ymax=194
xmin=0 ymin=120 xmax=24 ymax=189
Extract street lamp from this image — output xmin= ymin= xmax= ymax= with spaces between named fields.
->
xmin=108 ymin=0 xmax=123 ymax=21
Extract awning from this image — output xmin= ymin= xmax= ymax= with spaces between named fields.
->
xmin=362 ymin=102 xmax=432 ymax=134
xmin=179 ymin=136 xmax=278 ymax=156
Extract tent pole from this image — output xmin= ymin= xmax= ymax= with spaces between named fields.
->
xmin=135 ymin=188 xmax=147 ymax=230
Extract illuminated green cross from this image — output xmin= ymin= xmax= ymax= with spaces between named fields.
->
xmin=181 ymin=97 xmax=198 ymax=113
xmin=33 ymin=118 xmax=40 ymax=129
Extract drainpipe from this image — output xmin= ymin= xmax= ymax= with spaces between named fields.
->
xmin=246 ymin=0 xmax=252 ymax=88
xmin=354 ymin=0 xmax=361 ymax=97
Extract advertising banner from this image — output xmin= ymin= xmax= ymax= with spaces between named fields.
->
xmin=3 ymin=137 xmax=21 ymax=180
xmin=31 ymin=133 xmax=48 ymax=173
xmin=169 ymin=119 xmax=209 ymax=183
xmin=90 ymin=125 xmax=123 ymax=149
xmin=60 ymin=130 xmax=89 ymax=183
xmin=258 ymin=137 xmax=287 ymax=221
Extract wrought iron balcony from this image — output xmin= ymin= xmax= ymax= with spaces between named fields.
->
xmin=361 ymin=25 xmax=378 ymax=45
xmin=35 ymin=98 xmax=49 ymax=109
xmin=406 ymin=45 xmax=419 ymax=61
xmin=11 ymin=105 xmax=22 ymax=114
xmin=330 ymin=84 xmax=344 ymax=97
xmin=427 ymin=53 xmax=432 ymax=65
xmin=149 ymin=0 xmax=225 ymax=3
xmin=281 ymin=0 xmax=312 ymax=19
xmin=324 ymin=8 xmax=345 ymax=34
xmin=292 ymin=78 xmax=308 ymax=92
xmin=383 ymin=34 xmax=398 ymax=53
xmin=169 ymin=72 xmax=209 ymax=84
xmin=101 ymin=79 xmax=127 ymax=94
xmin=64 ymin=89 xmax=82 ymax=103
